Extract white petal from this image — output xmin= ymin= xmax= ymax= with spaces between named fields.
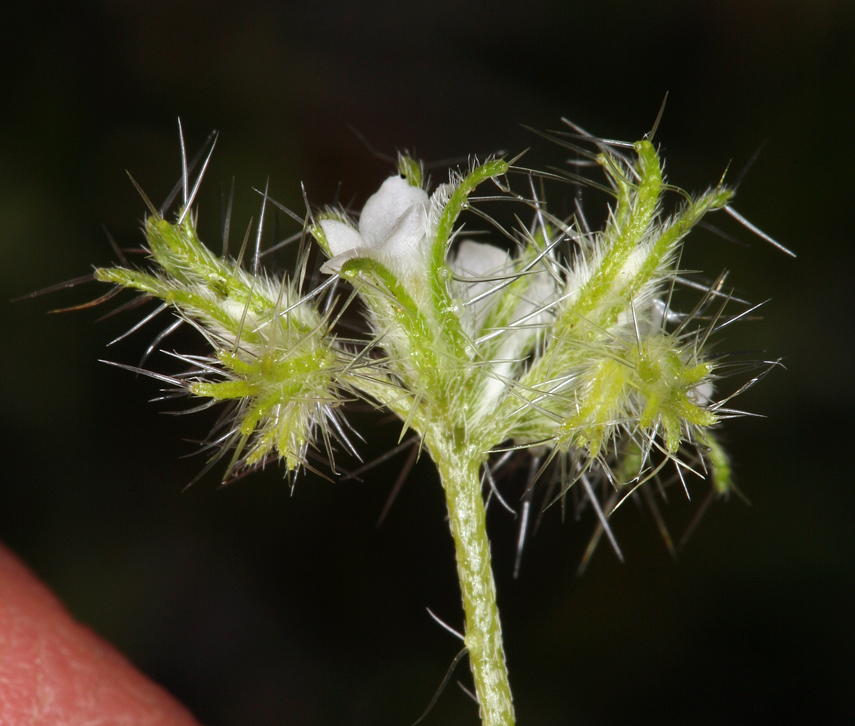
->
xmin=359 ymin=176 xmax=429 ymax=247
xmin=449 ymin=241 xmax=511 ymax=335
xmin=453 ymin=240 xmax=511 ymax=303
xmin=377 ymin=203 xmax=429 ymax=270
xmin=319 ymin=219 xmax=366 ymax=257
xmin=454 ymin=240 xmax=510 ymax=279
xmin=319 ymin=249 xmax=358 ymax=275
xmin=690 ymin=380 xmax=714 ymax=405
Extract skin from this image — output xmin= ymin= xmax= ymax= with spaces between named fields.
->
xmin=0 ymin=542 xmax=200 ymax=726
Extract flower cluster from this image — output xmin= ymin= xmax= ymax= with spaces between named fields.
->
xmin=88 ymin=124 xmax=786 ymax=726
xmin=307 ymin=141 xmax=736 ymax=492
xmin=94 ymin=131 xmax=764 ymax=505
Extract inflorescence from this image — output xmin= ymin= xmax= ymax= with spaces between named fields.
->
xmin=93 ymin=122 xmax=787 ymax=552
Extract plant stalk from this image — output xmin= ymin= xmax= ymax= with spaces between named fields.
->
xmin=435 ymin=443 xmax=515 ymax=726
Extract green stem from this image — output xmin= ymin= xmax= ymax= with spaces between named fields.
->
xmin=434 ymin=440 xmax=515 ymax=726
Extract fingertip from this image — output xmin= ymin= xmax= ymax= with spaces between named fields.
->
xmin=0 ymin=542 xmax=202 ymax=725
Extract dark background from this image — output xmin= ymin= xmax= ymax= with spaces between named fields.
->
xmin=2 ymin=1 xmax=853 ymax=724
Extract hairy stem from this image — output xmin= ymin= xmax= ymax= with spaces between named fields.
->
xmin=433 ymin=438 xmax=515 ymax=726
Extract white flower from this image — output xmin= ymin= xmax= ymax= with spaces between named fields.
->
xmin=319 ymin=176 xmax=431 ymax=280
xmin=452 ymin=239 xmax=557 ymax=337
xmin=452 ymin=239 xmax=559 ymax=420
xmin=451 ymin=239 xmax=512 ymax=335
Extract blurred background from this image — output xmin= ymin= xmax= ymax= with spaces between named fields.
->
xmin=2 ymin=1 xmax=853 ymax=724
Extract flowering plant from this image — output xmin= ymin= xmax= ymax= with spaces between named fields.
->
xmin=90 ymin=119 xmax=789 ymax=726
